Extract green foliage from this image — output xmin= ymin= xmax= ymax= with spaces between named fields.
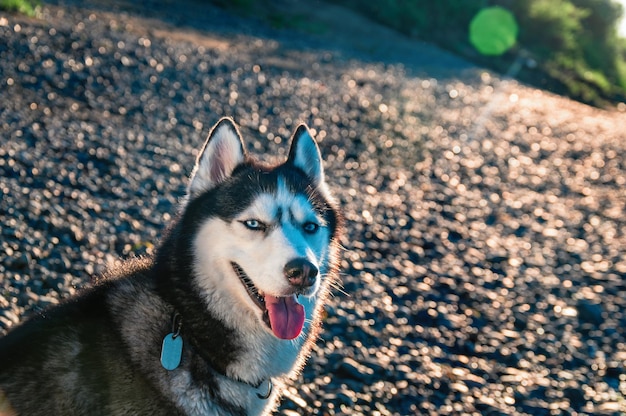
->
xmin=0 ymin=0 xmax=39 ymax=16
xmin=523 ymin=0 xmax=589 ymax=53
xmin=326 ymin=0 xmax=626 ymax=106
xmin=507 ymin=0 xmax=625 ymax=104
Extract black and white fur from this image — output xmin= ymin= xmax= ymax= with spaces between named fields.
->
xmin=0 ymin=118 xmax=343 ymax=416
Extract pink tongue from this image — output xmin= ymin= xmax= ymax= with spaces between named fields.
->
xmin=264 ymin=295 xmax=305 ymax=340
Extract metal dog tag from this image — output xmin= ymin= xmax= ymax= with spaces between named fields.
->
xmin=160 ymin=333 xmax=183 ymax=371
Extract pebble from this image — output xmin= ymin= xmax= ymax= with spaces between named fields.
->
xmin=335 ymin=357 xmax=374 ymax=381
xmin=1 ymin=1 xmax=626 ymax=415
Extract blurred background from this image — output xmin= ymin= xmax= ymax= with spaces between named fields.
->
xmin=4 ymin=0 xmax=626 ymax=107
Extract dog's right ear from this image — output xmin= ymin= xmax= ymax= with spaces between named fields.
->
xmin=188 ymin=118 xmax=246 ymax=196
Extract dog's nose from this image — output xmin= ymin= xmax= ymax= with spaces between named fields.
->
xmin=284 ymin=259 xmax=318 ymax=289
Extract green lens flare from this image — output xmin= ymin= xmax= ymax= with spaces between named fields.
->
xmin=469 ymin=7 xmax=518 ymax=56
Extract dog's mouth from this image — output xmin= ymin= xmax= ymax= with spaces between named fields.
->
xmin=231 ymin=262 xmax=305 ymax=340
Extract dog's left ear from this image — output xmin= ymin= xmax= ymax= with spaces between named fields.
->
xmin=188 ymin=117 xmax=246 ymax=196
xmin=287 ymin=124 xmax=324 ymax=186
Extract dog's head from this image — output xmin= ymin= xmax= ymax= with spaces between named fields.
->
xmin=181 ymin=118 xmax=340 ymax=341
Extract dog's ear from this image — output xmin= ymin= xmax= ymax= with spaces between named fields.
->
xmin=287 ymin=124 xmax=324 ymax=186
xmin=188 ymin=118 xmax=246 ymax=196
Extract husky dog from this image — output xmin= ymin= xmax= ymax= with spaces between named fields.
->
xmin=0 ymin=118 xmax=343 ymax=416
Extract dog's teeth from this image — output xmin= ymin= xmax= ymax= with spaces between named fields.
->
xmin=232 ymin=262 xmax=267 ymax=311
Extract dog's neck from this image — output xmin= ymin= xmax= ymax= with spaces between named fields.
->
xmin=163 ymin=311 xmax=273 ymax=399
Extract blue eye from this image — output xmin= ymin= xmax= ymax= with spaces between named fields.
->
xmin=303 ymin=222 xmax=319 ymax=234
xmin=242 ymin=219 xmax=267 ymax=231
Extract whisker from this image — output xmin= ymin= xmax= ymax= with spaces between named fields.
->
xmin=327 ymin=278 xmax=350 ymax=297
xmin=329 ymin=285 xmax=349 ymax=298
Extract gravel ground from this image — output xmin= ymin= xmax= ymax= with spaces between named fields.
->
xmin=1 ymin=1 xmax=626 ymax=415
